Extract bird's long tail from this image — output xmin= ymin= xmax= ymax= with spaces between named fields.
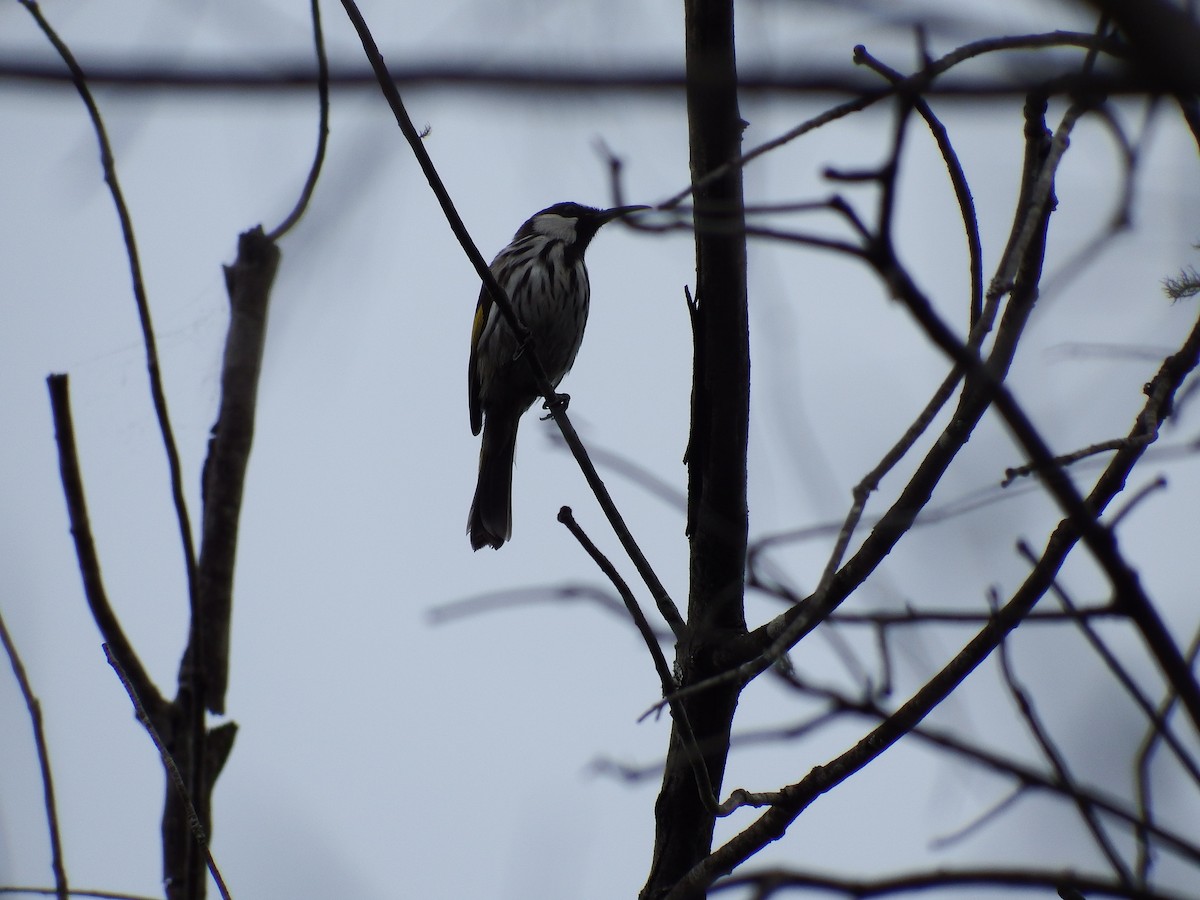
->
xmin=468 ymin=412 xmax=519 ymax=550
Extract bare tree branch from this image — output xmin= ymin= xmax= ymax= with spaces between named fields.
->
xmin=1016 ymin=537 xmax=1200 ymax=790
xmin=709 ymin=866 xmax=1189 ymax=899
xmin=195 ymin=228 xmax=281 ymax=713
xmin=266 ymin=0 xmax=330 ymax=243
xmin=103 ymin=646 xmax=231 ymax=900
xmin=668 ymin=297 xmax=1200 ymax=894
xmin=997 ymin=630 xmax=1134 ymax=886
xmin=2 ymin=52 xmax=1153 ymax=98
xmin=642 ymin=0 xmax=750 ymax=894
xmin=337 ymin=0 xmax=686 ymax=643
xmin=659 ymin=31 xmax=1124 ymax=209
xmin=1136 ymin=629 xmax=1200 ymax=882
xmin=1003 ymin=437 xmax=1145 ymax=486
xmin=763 ymin=675 xmax=1200 ymax=865
xmin=557 ymin=507 xmax=717 ymax=813
xmin=14 ymin=5 xmax=1200 ymax=898
xmin=46 ymin=374 xmax=164 ymax=721
xmin=18 ymin=0 xmax=198 ymax=607
xmin=853 ymin=45 xmax=983 ymax=326
xmin=1080 ymin=0 xmax=1200 ymax=93
xmin=0 ymin=889 xmax=163 ymax=900
xmin=0 ymin=609 xmax=68 ymax=900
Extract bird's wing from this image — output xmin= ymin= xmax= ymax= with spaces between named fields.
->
xmin=468 ymin=281 xmax=492 ymax=436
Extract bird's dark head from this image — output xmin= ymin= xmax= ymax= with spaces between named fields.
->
xmin=515 ymin=202 xmax=648 ymax=253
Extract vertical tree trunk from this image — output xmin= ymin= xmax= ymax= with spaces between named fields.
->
xmin=162 ymin=690 xmax=206 ymax=900
xmin=641 ymin=1 xmax=749 ymax=897
xmin=163 ymin=227 xmax=276 ymax=899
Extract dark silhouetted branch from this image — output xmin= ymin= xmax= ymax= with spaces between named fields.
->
xmin=266 ymin=0 xmax=329 ymax=242
xmin=19 ymin=0 xmax=198 ymax=607
xmin=338 ymin=0 xmax=685 ymax=641
xmin=104 ymin=647 xmax=231 ymax=900
xmin=708 ymin=866 xmax=1188 ymax=899
xmin=997 ymin=633 xmax=1134 ymax=885
xmin=46 ymin=374 xmax=164 ymax=721
xmin=558 ymin=507 xmax=717 ymax=814
xmin=196 ymin=227 xmax=281 ymax=714
xmin=0 ymin=609 xmax=68 ymax=900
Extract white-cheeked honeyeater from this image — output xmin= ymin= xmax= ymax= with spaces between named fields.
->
xmin=467 ymin=202 xmax=646 ymax=550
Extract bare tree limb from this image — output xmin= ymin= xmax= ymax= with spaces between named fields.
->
xmin=659 ymin=31 xmax=1124 ymax=209
xmin=762 ymin=675 xmax=1200 ymax=866
xmin=266 ymin=0 xmax=330 ymax=243
xmin=669 ymin=84 xmax=1060 ymax=709
xmin=103 ymin=646 xmax=231 ymax=900
xmin=337 ymin=0 xmax=685 ymax=643
xmin=853 ymin=45 xmax=983 ymax=326
xmin=428 ymin=583 xmax=661 ymax=633
xmin=557 ymin=508 xmax=717 ymax=813
xmin=666 ymin=298 xmax=1200 ymax=895
xmin=1003 ymin=437 xmax=1145 ymax=486
xmin=1 ymin=49 xmax=1148 ymax=98
xmin=29 ymin=6 xmax=269 ymax=891
xmin=997 ymin=630 xmax=1134 ymax=886
xmin=878 ymin=237 xmax=1200 ymax=738
xmin=642 ymin=1 xmax=749 ymax=896
xmin=196 ymin=227 xmax=281 ymax=713
xmin=1080 ymin=0 xmax=1200 ymax=93
xmin=709 ymin=866 xmax=1189 ymax=899
xmin=0 ymin=608 xmax=68 ymax=900
xmin=0 ymin=889 xmax=163 ymax=900
xmin=1136 ymin=629 xmax=1200 ymax=882
xmin=46 ymin=374 xmax=164 ymax=721
xmin=1017 ymin=537 xmax=1200 ymax=789
xmin=19 ymin=0 xmax=198 ymax=606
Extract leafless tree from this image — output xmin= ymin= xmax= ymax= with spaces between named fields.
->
xmin=3 ymin=1 xmax=1199 ymax=899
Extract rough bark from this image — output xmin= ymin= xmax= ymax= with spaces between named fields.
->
xmin=641 ymin=1 xmax=749 ymax=897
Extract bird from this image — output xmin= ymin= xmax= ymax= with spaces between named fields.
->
xmin=467 ymin=201 xmax=647 ymax=550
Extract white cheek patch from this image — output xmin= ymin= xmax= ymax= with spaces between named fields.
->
xmin=533 ymin=213 xmax=578 ymax=243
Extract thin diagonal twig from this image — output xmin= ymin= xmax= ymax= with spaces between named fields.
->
xmin=1135 ymin=628 xmax=1200 ymax=881
xmin=46 ymin=375 xmax=163 ymax=719
xmin=557 ymin=508 xmax=717 ymax=812
xmin=929 ymin=785 xmax=1025 ymax=850
xmin=853 ymin=45 xmax=983 ymax=326
xmin=266 ymin=0 xmax=329 ymax=242
xmin=1015 ymin=538 xmax=1200 ymax=788
xmin=338 ymin=0 xmax=685 ymax=640
xmin=0 ymin=888 xmax=162 ymax=900
xmin=102 ymin=646 xmax=231 ymax=900
xmin=657 ymin=31 xmax=1122 ymax=210
xmin=0 ymin=609 xmax=68 ymax=900
xmin=997 ymin=631 xmax=1134 ymax=886
xmin=773 ymin=673 xmax=1200 ymax=865
xmin=667 ymin=300 xmax=1200 ymax=895
xmin=19 ymin=0 xmax=198 ymax=603
xmin=708 ymin=866 xmax=1189 ymax=899
xmin=1003 ymin=438 xmax=1144 ymax=486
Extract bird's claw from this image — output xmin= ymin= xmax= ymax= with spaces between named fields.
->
xmin=541 ymin=392 xmax=570 ymax=419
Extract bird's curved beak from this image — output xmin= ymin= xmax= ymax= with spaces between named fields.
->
xmin=599 ymin=204 xmax=651 ymax=224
